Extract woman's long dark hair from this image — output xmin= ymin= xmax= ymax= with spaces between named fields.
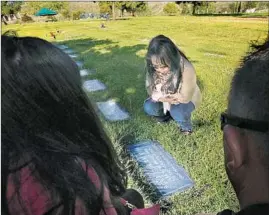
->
xmin=146 ymin=35 xmax=189 ymax=94
xmin=1 ymin=34 xmax=127 ymax=214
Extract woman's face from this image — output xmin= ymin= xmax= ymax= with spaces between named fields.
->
xmin=151 ymin=55 xmax=170 ymax=75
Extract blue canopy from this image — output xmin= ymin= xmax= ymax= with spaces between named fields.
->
xmin=35 ymin=8 xmax=57 ymax=16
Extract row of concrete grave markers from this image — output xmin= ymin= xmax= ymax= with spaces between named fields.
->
xmin=56 ymin=44 xmax=130 ymax=122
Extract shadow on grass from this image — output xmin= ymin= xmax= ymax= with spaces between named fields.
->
xmin=61 ymin=38 xmax=148 ymax=109
xmin=64 ymin=37 xmax=118 ymax=49
xmin=56 ymin=37 xmax=205 ymax=105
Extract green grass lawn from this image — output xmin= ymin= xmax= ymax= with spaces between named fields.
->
xmin=3 ymin=16 xmax=268 ymax=215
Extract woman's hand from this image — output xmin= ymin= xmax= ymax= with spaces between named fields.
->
xmin=158 ymin=96 xmax=180 ymax=104
xmin=152 ymin=92 xmax=181 ymax=104
xmin=151 ymin=92 xmax=163 ymax=102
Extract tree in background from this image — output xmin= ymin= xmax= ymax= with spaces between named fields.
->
xmin=68 ymin=2 xmax=99 ymax=14
xmin=72 ymin=11 xmax=82 ymax=20
xmin=61 ymin=9 xmax=72 ymax=20
xmin=237 ymin=2 xmax=242 ymax=13
xmin=242 ymin=2 xmax=258 ymax=12
xmin=1 ymin=1 xmax=22 ymax=19
xmin=20 ymin=2 xmax=69 ymax=15
xmin=163 ymin=3 xmax=178 ymax=16
xmin=2 ymin=1 xmax=267 ymax=22
xmin=176 ymin=1 xmax=202 ymax=15
xmin=66 ymin=2 xmax=99 ymax=20
xmin=256 ymin=2 xmax=269 ymax=11
xmin=228 ymin=2 xmax=242 ymax=14
xmin=197 ymin=2 xmax=216 ymax=14
xmin=99 ymin=1 xmax=112 ymax=14
xmin=99 ymin=1 xmax=147 ymax=18
xmin=122 ymin=2 xmax=147 ymax=17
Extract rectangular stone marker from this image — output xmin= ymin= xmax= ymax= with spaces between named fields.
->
xmin=64 ymin=49 xmax=74 ymax=54
xmin=128 ymin=140 xmax=194 ymax=198
xmin=83 ymin=79 xmax=106 ymax=92
xmin=76 ymin=61 xmax=83 ymax=68
xmin=69 ymin=54 xmax=78 ymax=58
xmin=57 ymin=45 xmax=68 ymax=49
xmin=97 ymin=99 xmax=130 ymax=121
xmin=80 ymin=69 xmax=96 ymax=77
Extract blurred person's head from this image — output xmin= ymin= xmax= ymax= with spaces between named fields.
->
xmin=2 ymin=32 xmax=127 ymax=214
xmin=146 ymin=35 xmax=189 ymax=94
xmin=221 ymin=38 xmax=269 ymax=209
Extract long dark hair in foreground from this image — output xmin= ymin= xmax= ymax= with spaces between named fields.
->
xmin=1 ymin=33 xmax=127 ymax=214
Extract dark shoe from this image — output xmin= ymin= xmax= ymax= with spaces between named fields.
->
xmin=154 ymin=112 xmax=172 ymax=123
xmin=180 ymin=129 xmax=193 ymax=135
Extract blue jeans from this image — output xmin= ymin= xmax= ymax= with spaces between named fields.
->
xmin=144 ymin=98 xmax=195 ymax=131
